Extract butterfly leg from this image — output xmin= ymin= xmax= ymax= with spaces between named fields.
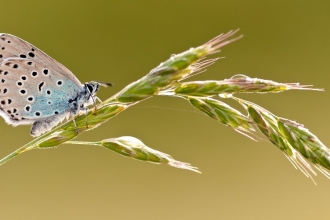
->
xmin=94 ymin=96 xmax=102 ymax=104
xmin=91 ymin=96 xmax=102 ymax=116
xmin=71 ymin=114 xmax=79 ymax=134
xmin=91 ymin=96 xmax=98 ymax=113
xmin=84 ymin=107 xmax=88 ymax=128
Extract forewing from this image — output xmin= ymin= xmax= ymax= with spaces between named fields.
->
xmin=0 ymin=33 xmax=82 ymax=86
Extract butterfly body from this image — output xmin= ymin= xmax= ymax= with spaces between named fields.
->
xmin=0 ymin=34 xmax=100 ymax=136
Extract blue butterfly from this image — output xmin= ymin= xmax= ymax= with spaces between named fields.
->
xmin=0 ymin=34 xmax=110 ymax=136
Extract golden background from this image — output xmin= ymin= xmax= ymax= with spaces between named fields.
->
xmin=0 ymin=0 xmax=329 ymax=219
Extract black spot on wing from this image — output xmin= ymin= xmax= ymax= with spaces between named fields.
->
xmin=43 ymin=69 xmax=49 ymax=75
xmin=31 ymin=71 xmax=38 ymax=77
xmin=38 ymin=82 xmax=44 ymax=92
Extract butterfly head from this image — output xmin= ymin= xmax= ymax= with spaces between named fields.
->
xmin=68 ymin=81 xmax=113 ymax=115
xmin=84 ymin=81 xmax=113 ymax=96
xmin=85 ymin=82 xmax=100 ymax=96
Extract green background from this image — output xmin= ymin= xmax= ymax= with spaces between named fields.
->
xmin=0 ymin=0 xmax=329 ymax=219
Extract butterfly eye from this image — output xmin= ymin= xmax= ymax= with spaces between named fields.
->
xmin=86 ymin=84 xmax=94 ymax=93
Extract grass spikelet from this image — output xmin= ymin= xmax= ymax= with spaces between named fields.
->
xmin=66 ymin=136 xmax=200 ymax=173
xmin=173 ymin=74 xmax=324 ymax=97
xmin=233 ymin=97 xmax=330 ymax=183
xmin=187 ymin=97 xmax=254 ymax=135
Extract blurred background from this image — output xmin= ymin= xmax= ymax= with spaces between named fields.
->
xmin=0 ymin=0 xmax=329 ymax=219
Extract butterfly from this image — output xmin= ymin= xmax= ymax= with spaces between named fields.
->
xmin=0 ymin=34 xmax=111 ymax=137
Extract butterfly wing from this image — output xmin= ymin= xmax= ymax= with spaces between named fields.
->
xmin=0 ymin=34 xmax=82 ymax=86
xmin=0 ymin=34 xmax=85 ymax=136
